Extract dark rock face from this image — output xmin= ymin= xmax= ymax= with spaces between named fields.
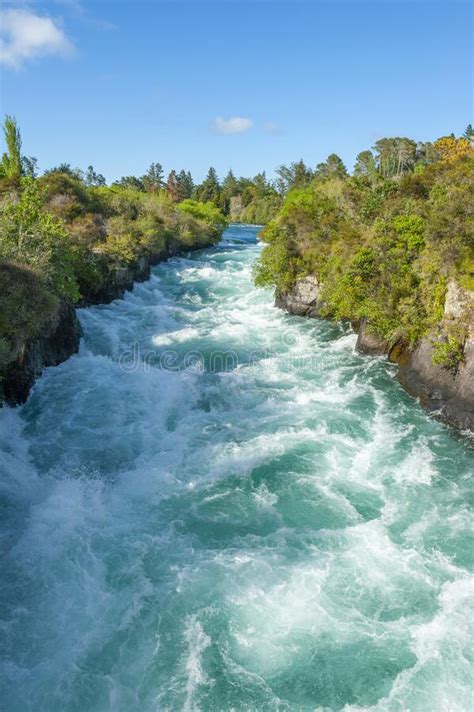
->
xmin=1 ymin=302 xmax=82 ymax=406
xmin=275 ymin=276 xmax=324 ymax=317
xmin=355 ymin=319 xmax=388 ymax=356
xmin=1 ymin=241 xmax=209 ymax=406
xmin=276 ymin=278 xmax=474 ymax=433
xmin=356 ymin=282 xmax=474 ymax=431
xmin=392 ymin=335 xmax=474 ymax=431
xmin=391 ymin=282 xmax=474 ymax=431
xmin=79 ymin=254 xmax=158 ymax=306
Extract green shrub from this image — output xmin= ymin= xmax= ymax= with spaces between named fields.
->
xmin=432 ymin=337 xmax=465 ymax=370
xmin=254 ymin=153 xmax=473 ymax=353
xmin=0 ymin=178 xmax=79 ymax=301
xmin=177 ymin=199 xmax=228 ymax=237
xmin=0 ymin=262 xmax=59 ymax=368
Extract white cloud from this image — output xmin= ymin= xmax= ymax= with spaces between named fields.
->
xmin=0 ymin=9 xmax=73 ymax=69
xmin=212 ymin=116 xmax=253 ymax=135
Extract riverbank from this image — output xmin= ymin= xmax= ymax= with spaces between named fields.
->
xmin=254 ymin=144 xmax=473 ymax=434
xmin=2 ymin=225 xmax=472 ymax=712
xmin=0 ymin=233 xmax=222 ymax=406
xmin=0 ymin=163 xmax=228 ymax=406
xmin=276 ymin=278 xmax=474 ymax=432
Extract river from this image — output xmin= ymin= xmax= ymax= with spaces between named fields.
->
xmin=1 ymin=224 xmax=473 ymax=711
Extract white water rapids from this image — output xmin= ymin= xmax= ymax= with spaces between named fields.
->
xmin=1 ymin=225 xmax=473 ymax=711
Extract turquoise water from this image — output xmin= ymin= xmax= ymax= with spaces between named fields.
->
xmin=1 ymin=224 xmax=473 ymax=711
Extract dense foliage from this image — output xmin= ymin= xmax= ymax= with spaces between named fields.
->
xmin=254 ymin=132 xmax=474 ymax=366
xmin=0 ymin=118 xmax=228 ymax=370
xmin=106 ymin=160 xmax=283 ymax=224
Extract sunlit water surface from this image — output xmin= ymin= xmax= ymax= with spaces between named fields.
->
xmin=1 ymin=225 xmax=473 ymax=711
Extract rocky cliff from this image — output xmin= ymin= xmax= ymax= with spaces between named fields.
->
xmin=1 ymin=242 xmax=208 ymax=406
xmin=391 ymin=282 xmax=474 ymax=431
xmin=276 ymin=277 xmax=474 ymax=432
xmin=1 ymin=301 xmax=82 ymax=405
xmin=275 ymin=276 xmax=324 ymax=317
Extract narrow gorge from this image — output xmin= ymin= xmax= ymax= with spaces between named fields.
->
xmin=1 ymin=226 xmax=472 ymax=712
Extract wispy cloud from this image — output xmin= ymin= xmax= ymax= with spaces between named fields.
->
xmin=51 ymin=0 xmax=117 ymax=32
xmin=0 ymin=8 xmax=74 ymax=69
xmin=212 ymin=116 xmax=253 ymax=135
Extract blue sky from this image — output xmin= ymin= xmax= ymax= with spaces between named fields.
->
xmin=1 ymin=0 xmax=472 ymax=182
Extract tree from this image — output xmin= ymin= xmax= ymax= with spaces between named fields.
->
xmin=222 ymin=169 xmax=239 ymax=197
xmin=315 ymin=153 xmax=348 ymax=179
xmin=166 ymin=170 xmax=180 ymax=202
xmin=433 ymin=136 xmax=471 ymax=163
xmin=292 ymin=160 xmax=313 ymax=189
xmin=21 ymin=156 xmax=38 ymax=178
xmin=195 ymin=166 xmax=221 ymax=203
xmin=253 ymin=171 xmax=270 ymax=198
xmin=462 ymin=124 xmax=473 ymax=143
xmin=142 ymin=162 xmax=164 ymax=192
xmin=353 ymin=150 xmax=376 ymax=177
xmin=275 ymin=164 xmax=293 ymax=195
xmin=176 ymin=170 xmax=194 ymax=200
xmin=44 ymin=163 xmax=84 ymax=180
xmin=220 ymin=169 xmax=242 ymax=214
xmin=85 ymin=165 xmax=106 ymax=187
xmin=373 ymin=137 xmax=417 ymax=176
xmin=275 ymin=160 xmax=312 ymax=194
xmin=113 ymin=175 xmax=145 ymax=191
xmin=413 ymin=141 xmax=438 ymax=169
xmin=1 ymin=115 xmax=22 ymax=181
xmin=0 ymin=178 xmax=79 ymax=301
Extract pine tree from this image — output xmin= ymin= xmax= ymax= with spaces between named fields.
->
xmin=252 ymin=172 xmax=268 ymax=198
xmin=183 ymin=171 xmax=194 ymax=198
xmin=353 ymin=150 xmax=376 ymax=176
xmin=196 ymin=166 xmax=220 ymax=204
xmin=222 ymin=169 xmax=239 ymax=196
xmin=275 ymin=161 xmax=312 ymax=194
xmin=463 ymin=124 xmax=474 ymax=142
xmin=142 ymin=162 xmax=164 ymax=192
xmin=292 ymin=160 xmax=313 ymax=188
xmin=315 ymin=154 xmax=348 ymax=179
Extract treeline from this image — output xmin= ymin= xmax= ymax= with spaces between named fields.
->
xmin=254 ymin=127 xmax=473 ymax=369
xmin=108 ymin=165 xmax=281 ymax=225
xmin=0 ymin=117 xmax=228 ymax=375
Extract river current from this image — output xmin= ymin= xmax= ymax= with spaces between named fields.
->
xmin=1 ymin=225 xmax=473 ymax=711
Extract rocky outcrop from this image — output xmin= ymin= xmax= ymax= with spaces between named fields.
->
xmin=81 ymin=240 xmax=200 ymax=306
xmin=355 ymin=319 xmax=388 ymax=356
xmin=79 ymin=250 xmax=168 ymax=306
xmin=1 ymin=302 xmax=82 ymax=405
xmin=276 ymin=277 xmax=474 ymax=432
xmin=1 ymin=240 xmax=211 ymax=406
xmin=390 ymin=282 xmax=474 ymax=431
xmin=275 ymin=276 xmax=324 ymax=317
xmin=392 ymin=336 xmax=474 ymax=431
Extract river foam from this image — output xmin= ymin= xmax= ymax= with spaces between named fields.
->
xmin=1 ymin=225 xmax=473 ymax=711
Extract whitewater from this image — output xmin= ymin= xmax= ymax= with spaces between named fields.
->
xmin=1 ymin=225 xmax=473 ymax=711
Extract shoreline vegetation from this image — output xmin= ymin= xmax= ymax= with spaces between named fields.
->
xmin=0 ymin=115 xmax=284 ymax=403
xmin=0 ymin=116 xmax=473 ymax=430
xmin=253 ymin=129 xmax=474 ymax=431
xmin=0 ymin=117 xmax=233 ymax=403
